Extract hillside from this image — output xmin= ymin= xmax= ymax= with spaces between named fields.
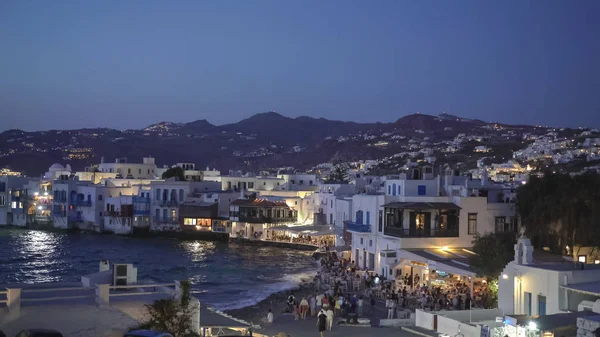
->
xmin=0 ymin=112 xmax=546 ymax=176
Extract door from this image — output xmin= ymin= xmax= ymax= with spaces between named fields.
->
xmin=538 ymin=295 xmax=546 ymax=315
xmin=409 ymin=212 xmax=417 ymax=236
xmin=424 ymin=212 xmax=432 ymax=235
xmin=368 ymin=253 xmax=375 ymax=270
xmin=355 ymin=249 xmax=359 ymax=266
xmin=363 ymin=250 xmax=367 ymax=269
xmin=524 ymin=292 xmax=532 ymax=315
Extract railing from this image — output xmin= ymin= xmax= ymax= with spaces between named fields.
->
xmin=68 ymin=214 xmax=83 ymax=222
xmin=20 ymin=286 xmax=95 ymax=303
xmin=0 ymin=289 xmax=7 ymax=304
xmin=132 ymin=196 xmax=151 ymax=203
xmin=383 ymin=227 xmax=459 ymax=238
xmin=346 ymin=222 xmax=372 ymax=233
xmin=72 ymin=199 xmax=92 ymax=207
xmin=154 ymin=216 xmax=179 ymax=224
xmin=235 ymin=215 xmax=297 ymax=224
xmin=158 ymin=200 xmax=178 ymax=207
xmin=52 ymin=209 xmax=66 ymax=216
xmin=133 ymin=209 xmax=151 ymax=215
xmin=109 ymin=283 xmax=176 ymax=297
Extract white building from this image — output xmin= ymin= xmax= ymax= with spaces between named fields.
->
xmin=499 ymin=235 xmax=600 ymax=316
xmin=346 ymin=167 xmax=516 ymax=280
xmin=97 ymin=157 xmax=157 ymax=179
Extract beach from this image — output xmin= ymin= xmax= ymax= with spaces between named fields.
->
xmin=224 ymin=274 xmax=319 ymax=325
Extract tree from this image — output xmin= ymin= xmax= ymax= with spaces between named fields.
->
xmin=517 ymin=172 xmax=600 ymax=254
xmin=162 ymin=167 xmax=186 ymax=181
xmin=326 ymin=162 xmax=350 ymax=184
xmin=135 ymin=280 xmax=199 ymax=337
xmin=469 ymin=232 xmax=517 ymax=280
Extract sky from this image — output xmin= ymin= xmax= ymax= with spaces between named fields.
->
xmin=1 ymin=0 xmax=599 ymax=132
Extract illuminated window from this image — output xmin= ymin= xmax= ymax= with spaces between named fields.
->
xmin=11 ymin=201 xmax=17 ymax=208
xmin=595 ymin=260 xmax=600 ymax=265
xmin=578 ymin=255 xmax=587 ymax=263
xmin=184 ymin=218 xmax=196 ymax=226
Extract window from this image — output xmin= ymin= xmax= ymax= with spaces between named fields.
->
xmin=330 ymin=200 xmax=333 ymax=208
xmin=578 ymin=255 xmax=587 ymax=263
xmin=388 ymin=185 xmax=391 ymax=194
xmin=495 ymin=216 xmax=506 ymax=232
xmin=356 ymin=210 xmax=363 ymax=224
xmin=184 ymin=218 xmax=196 ymax=226
xmin=248 ymin=182 xmax=254 ymax=189
xmin=299 ymin=180 xmax=304 ymax=185
xmin=128 ymin=168 xmax=131 ymax=174
xmin=98 ymin=195 xmax=103 ymax=201
xmin=0 ymin=195 xmax=5 ymax=206
xmin=360 ymin=238 xmax=363 ymax=245
xmin=369 ymin=240 xmax=372 ymax=247
xmin=366 ymin=211 xmax=370 ymax=225
xmin=11 ymin=201 xmax=17 ymax=208
xmin=392 ymin=183 xmax=397 ymax=196
xmin=139 ymin=169 xmax=141 ymax=174
xmin=156 ymin=189 xmax=161 ymax=200
xmin=417 ymin=185 xmax=426 ymax=196
xmin=468 ymin=213 xmax=477 ymax=235
xmin=378 ymin=210 xmax=383 ymax=232
xmin=179 ymin=189 xmax=184 ymax=202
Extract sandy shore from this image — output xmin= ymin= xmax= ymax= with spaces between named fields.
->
xmin=224 ymin=276 xmax=320 ymax=325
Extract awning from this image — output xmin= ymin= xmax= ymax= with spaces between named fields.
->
xmin=560 ymin=282 xmax=600 ymax=296
xmin=382 ymin=202 xmax=461 ymax=210
xmin=394 ymin=249 xmax=476 ymax=276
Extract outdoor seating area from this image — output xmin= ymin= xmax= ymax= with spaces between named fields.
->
xmin=263 ymin=225 xmax=335 ymax=247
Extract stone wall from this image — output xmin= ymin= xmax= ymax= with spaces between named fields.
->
xmin=577 ymin=316 xmax=600 ymax=337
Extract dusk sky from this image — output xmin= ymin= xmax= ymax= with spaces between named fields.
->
xmin=1 ymin=0 xmax=599 ymax=132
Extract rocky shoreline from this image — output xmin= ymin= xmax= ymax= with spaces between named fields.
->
xmin=224 ymin=274 xmax=320 ymax=325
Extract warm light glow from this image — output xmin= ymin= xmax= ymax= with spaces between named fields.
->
xmin=441 ymin=246 xmax=449 ymax=251
xmin=34 ymin=192 xmax=39 ymax=196
xmin=44 ymin=192 xmax=48 ymax=196
xmin=37 ymin=206 xmax=43 ymax=210
xmin=595 ymin=260 xmax=599 ymax=265
xmin=195 ymin=225 xmax=200 ymax=230
xmin=502 ymin=274 xmax=508 ymax=279
xmin=528 ymin=322 xmax=537 ymax=330
xmin=578 ymin=256 xmax=586 ymax=263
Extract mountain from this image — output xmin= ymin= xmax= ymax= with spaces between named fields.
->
xmin=0 ymin=112 xmax=546 ymax=176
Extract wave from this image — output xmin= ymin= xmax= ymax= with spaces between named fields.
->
xmin=213 ymin=269 xmax=318 ymax=311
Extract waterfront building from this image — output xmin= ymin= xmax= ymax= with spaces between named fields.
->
xmin=97 ymin=156 xmax=158 ymax=179
xmin=499 ymin=235 xmax=600 ymax=316
xmin=345 ymin=166 xmax=517 ymax=281
xmin=103 ymin=195 xmax=134 ymax=234
xmin=0 ymin=176 xmax=32 ymax=226
xmin=203 ymin=171 xmax=285 ymax=192
xmin=178 ymin=190 xmax=237 ymax=234
xmin=229 ymin=197 xmax=298 ymax=239
xmin=150 ymin=180 xmax=221 ymax=231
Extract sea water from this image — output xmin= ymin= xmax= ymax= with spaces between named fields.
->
xmin=0 ymin=228 xmax=318 ymax=310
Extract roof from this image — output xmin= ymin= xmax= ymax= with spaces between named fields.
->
xmin=560 ymin=281 xmax=600 ymax=296
xmin=201 ymin=307 xmax=251 ymax=328
xmin=230 ymin=198 xmax=290 ymax=208
xmin=398 ymin=248 xmax=476 ymax=276
xmin=180 ymin=201 xmax=217 ymax=207
xmin=511 ymin=311 xmax=599 ymax=330
xmin=382 ymin=202 xmax=461 ymax=210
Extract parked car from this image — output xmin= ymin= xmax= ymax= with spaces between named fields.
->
xmin=124 ymin=330 xmax=174 ymax=337
xmin=15 ymin=330 xmax=64 ymax=337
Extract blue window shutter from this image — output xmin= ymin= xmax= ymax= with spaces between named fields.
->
xmin=392 ymin=184 xmax=397 ymax=196
xmin=418 ymin=185 xmax=426 ymax=196
xmin=366 ymin=211 xmax=370 ymax=225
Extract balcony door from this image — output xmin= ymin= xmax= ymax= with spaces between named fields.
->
xmin=409 ymin=211 xmax=431 ymax=236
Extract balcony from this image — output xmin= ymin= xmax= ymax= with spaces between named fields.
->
xmin=383 ymin=227 xmax=459 ymax=238
xmin=72 ymin=199 xmax=92 ymax=207
xmin=158 ymin=200 xmax=178 ymax=207
xmin=68 ymin=214 xmax=83 ymax=222
xmin=235 ymin=215 xmax=297 ymax=224
xmin=134 ymin=209 xmax=151 ymax=216
xmin=133 ymin=196 xmax=151 ymax=203
xmin=154 ymin=216 xmax=179 ymax=224
xmin=346 ymin=222 xmax=371 ymax=233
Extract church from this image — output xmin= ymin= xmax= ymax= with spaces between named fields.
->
xmin=499 ymin=234 xmax=600 ymax=316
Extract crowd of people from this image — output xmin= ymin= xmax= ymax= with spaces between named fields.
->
xmin=264 ymin=232 xmax=334 ymax=247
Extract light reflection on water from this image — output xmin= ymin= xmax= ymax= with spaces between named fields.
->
xmin=0 ymin=228 xmax=318 ymax=309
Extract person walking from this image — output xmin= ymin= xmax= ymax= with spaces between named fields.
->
xmin=357 ymin=296 xmax=364 ymax=317
xmin=310 ymin=295 xmax=317 ymax=316
xmin=317 ymin=309 xmax=327 ymax=337
xmin=300 ymin=297 xmax=309 ymax=319
xmin=326 ymin=307 xmax=335 ymax=331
